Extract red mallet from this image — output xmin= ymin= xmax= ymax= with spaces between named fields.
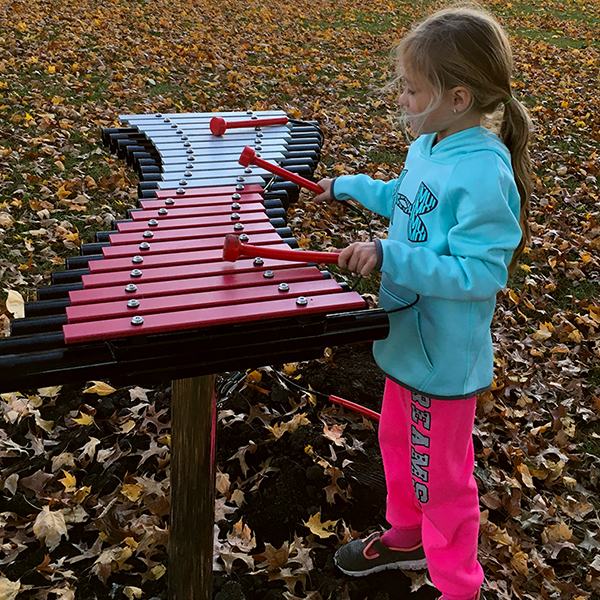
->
xmin=210 ymin=116 xmax=289 ymax=136
xmin=223 ymin=234 xmax=340 ymax=264
xmin=238 ymin=146 xmax=325 ymax=194
xmin=329 ymin=395 xmax=381 ymax=421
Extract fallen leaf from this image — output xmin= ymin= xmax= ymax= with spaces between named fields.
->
xmin=0 ymin=577 xmax=20 ymax=600
xmin=4 ymin=289 xmax=24 ymax=319
xmin=33 ymin=506 xmax=68 ymax=551
xmin=303 ymin=513 xmax=339 ymax=539
xmin=83 ymin=381 xmax=116 ymax=396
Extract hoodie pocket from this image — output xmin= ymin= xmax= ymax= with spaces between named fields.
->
xmin=378 ymin=283 xmax=434 ymax=373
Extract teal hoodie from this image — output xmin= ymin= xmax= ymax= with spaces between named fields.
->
xmin=332 ymin=127 xmax=523 ymax=399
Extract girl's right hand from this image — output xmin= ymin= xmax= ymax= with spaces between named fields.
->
xmin=313 ymin=178 xmax=334 ymax=203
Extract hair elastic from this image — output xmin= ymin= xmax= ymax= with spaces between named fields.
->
xmin=505 ymin=97 xmax=513 ymax=105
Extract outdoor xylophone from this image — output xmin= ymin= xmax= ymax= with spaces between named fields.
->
xmin=0 ymin=110 xmax=389 ymax=600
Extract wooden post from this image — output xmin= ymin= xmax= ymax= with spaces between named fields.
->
xmin=169 ymin=375 xmax=217 ymax=600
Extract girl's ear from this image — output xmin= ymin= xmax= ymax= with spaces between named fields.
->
xmin=451 ymin=86 xmax=472 ymax=113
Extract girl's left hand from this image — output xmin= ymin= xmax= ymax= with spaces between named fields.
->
xmin=339 ymin=242 xmax=378 ymax=277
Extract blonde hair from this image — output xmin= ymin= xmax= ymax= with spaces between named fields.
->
xmin=395 ymin=7 xmax=532 ymax=273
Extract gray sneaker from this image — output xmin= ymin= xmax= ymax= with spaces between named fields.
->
xmin=334 ymin=531 xmax=427 ymax=576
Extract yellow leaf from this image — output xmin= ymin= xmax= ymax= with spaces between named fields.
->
xmin=0 ymin=577 xmax=20 ymax=600
xmin=73 ymin=412 xmax=95 ymax=426
xmin=124 ymin=587 xmax=143 ymax=600
xmin=47 ymin=66 xmax=56 ymax=74
xmin=283 ymin=363 xmax=297 ymax=376
xmin=489 ymin=527 xmax=513 ymax=546
xmin=510 ymin=551 xmax=529 ymax=576
xmin=74 ymin=486 xmax=91 ymax=504
xmin=35 ymin=414 xmax=54 ymax=432
xmin=0 ymin=213 xmax=14 ymax=228
xmin=120 ymin=420 xmax=136 ymax=433
xmin=4 ymin=289 xmax=25 ymax=319
xmin=303 ymin=512 xmax=339 ymax=539
xmin=542 ymin=522 xmax=572 ymax=543
xmin=83 ymin=381 xmax=116 ymax=396
xmin=568 ymin=328 xmax=583 ymax=344
xmin=267 ymin=413 xmax=310 ymax=439
xmin=246 ymin=370 xmax=262 ymax=383
xmin=56 ymin=185 xmax=71 ymax=200
xmin=150 ymin=564 xmax=166 ymax=580
xmin=59 ymin=470 xmax=77 ymax=491
xmin=517 ymin=464 xmax=534 ymax=489
xmin=121 ymin=483 xmax=143 ymax=502
xmin=531 ymin=322 xmax=552 ymax=341
xmin=38 ymin=385 xmax=63 ymax=398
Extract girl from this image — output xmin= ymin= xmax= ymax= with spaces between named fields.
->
xmin=314 ymin=7 xmax=532 ymax=600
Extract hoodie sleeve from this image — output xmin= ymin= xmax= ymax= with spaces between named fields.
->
xmin=378 ymin=153 xmax=523 ymax=301
xmin=332 ymin=175 xmax=398 ymax=219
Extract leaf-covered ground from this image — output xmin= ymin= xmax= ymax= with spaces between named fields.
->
xmin=0 ymin=0 xmax=599 ymax=599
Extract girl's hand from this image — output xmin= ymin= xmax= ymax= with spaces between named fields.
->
xmin=313 ymin=178 xmax=334 ymax=203
xmin=339 ymin=242 xmax=378 ymax=277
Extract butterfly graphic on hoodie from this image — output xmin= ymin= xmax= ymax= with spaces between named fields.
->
xmin=392 ymin=171 xmax=438 ymax=243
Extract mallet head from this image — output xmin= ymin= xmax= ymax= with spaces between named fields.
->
xmin=222 ymin=234 xmax=242 ymax=262
xmin=210 ymin=117 xmax=227 ymax=136
xmin=238 ymin=146 xmax=256 ymax=167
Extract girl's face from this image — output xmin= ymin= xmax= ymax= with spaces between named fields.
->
xmin=398 ymin=66 xmax=481 ymax=141
xmin=398 ymin=70 xmax=455 ymax=137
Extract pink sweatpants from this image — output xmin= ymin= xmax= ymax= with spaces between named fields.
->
xmin=378 ymin=379 xmax=484 ymax=600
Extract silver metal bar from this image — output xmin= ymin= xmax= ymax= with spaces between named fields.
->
xmin=156 ymin=174 xmax=266 ymax=189
xmin=120 ymin=109 xmax=287 ymax=124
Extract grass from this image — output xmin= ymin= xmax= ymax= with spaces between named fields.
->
xmin=517 ymin=27 xmax=597 ymax=49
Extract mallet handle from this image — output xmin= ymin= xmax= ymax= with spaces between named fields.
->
xmin=236 ymin=241 xmax=339 ymax=264
xmin=239 ymin=146 xmax=324 ymax=194
xmin=210 ymin=116 xmax=289 ymax=136
xmin=226 ymin=116 xmax=288 ymax=129
xmin=329 ymin=395 xmax=381 ymax=421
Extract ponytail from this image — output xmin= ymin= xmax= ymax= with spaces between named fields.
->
xmin=500 ymin=98 xmax=533 ymax=275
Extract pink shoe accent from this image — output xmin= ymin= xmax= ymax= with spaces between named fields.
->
xmin=363 ymin=535 xmax=383 ymax=560
xmin=387 ymin=542 xmax=423 ymax=552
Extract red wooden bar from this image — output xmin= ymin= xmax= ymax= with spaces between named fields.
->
xmin=153 ymin=184 xmax=264 ymax=200
xmin=140 ymin=192 xmax=264 ymax=210
xmin=131 ymin=201 xmax=266 ymax=221
xmin=90 ymin=243 xmax=292 ymax=274
xmin=81 ymin=256 xmax=306 ymax=288
xmin=116 ymin=211 xmax=269 ymax=234
xmin=108 ymin=221 xmax=280 ymax=246
xmin=66 ymin=278 xmax=342 ymax=323
xmin=68 ymin=266 xmax=325 ymax=305
xmin=63 ymin=292 xmax=366 ymax=343
xmin=102 ymin=231 xmax=284 ymax=259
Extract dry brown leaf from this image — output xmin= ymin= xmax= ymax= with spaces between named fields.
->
xmin=33 ymin=506 xmax=68 ymax=551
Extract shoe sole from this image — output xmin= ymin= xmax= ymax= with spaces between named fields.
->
xmin=334 ymin=555 xmax=428 ymax=577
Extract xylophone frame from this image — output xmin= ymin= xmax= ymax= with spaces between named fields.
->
xmin=1 ymin=111 xmax=390 ymax=600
